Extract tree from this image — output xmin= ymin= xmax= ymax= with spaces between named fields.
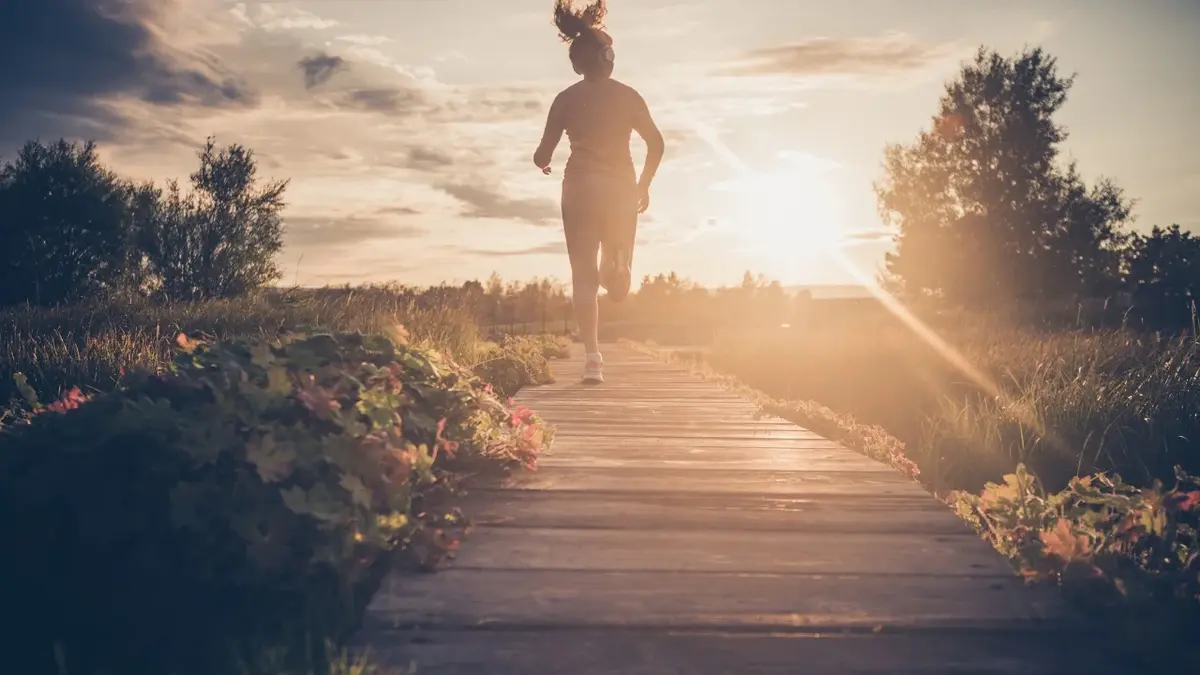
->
xmin=139 ymin=137 xmax=288 ymax=301
xmin=875 ymin=46 xmax=1133 ymax=306
xmin=1126 ymin=225 xmax=1200 ymax=328
xmin=0 ymin=139 xmax=139 ymax=306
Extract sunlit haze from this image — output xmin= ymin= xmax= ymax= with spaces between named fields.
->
xmin=6 ymin=0 xmax=1197 ymax=289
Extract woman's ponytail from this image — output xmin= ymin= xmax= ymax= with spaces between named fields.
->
xmin=553 ymin=0 xmax=607 ymax=42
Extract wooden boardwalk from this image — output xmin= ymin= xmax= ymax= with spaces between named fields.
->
xmin=359 ymin=345 xmax=1130 ymax=674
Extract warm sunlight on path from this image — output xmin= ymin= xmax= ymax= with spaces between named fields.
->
xmin=357 ymin=345 xmax=1126 ymax=674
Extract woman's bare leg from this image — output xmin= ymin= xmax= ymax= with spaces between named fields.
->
xmin=562 ymin=179 xmax=603 ymax=357
xmin=572 ymin=272 xmax=600 ymax=354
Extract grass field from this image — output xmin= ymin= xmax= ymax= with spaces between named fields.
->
xmin=0 ymin=289 xmax=524 ymax=413
xmin=698 ymin=304 xmax=1200 ymax=494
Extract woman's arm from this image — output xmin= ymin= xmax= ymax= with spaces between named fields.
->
xmin=632 ymin=92 xmax=665 ymax=190
xmin=534 ymin=94 xmax=566 ymax=171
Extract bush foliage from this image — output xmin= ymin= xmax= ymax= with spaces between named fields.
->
xmin=0 ymin=329 xmax=550 ymax=675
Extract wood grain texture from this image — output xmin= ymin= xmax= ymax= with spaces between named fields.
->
xmin=440 ymin=527 xmax=1016 ymax=576
xmin=458 ymin=491 xmax=976 ymax=534
xmin=367 ymin=569 xmax=1068 ymax=629
xmin=355 ymin=629 xmax=1133 ymax=675
xmin=358 ymin=344 xmax=1108 ymax=673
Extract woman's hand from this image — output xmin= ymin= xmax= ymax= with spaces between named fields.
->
xmin=541 ymin=165 xmax=552 ymax=175
xmin=636 ymin=182 xmax=651 ymax=213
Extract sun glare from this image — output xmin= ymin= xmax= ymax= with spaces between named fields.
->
xmin=712 ymin=166 xmax=845 ymax=276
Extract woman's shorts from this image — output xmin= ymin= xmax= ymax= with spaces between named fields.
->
xmin=560 ymin=173 xmax=638 ymax=279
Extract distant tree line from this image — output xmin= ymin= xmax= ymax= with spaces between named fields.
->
xmin=0 ymin=137 xmax=286 ymax=306
xmin=876 ymin=46 xmax=1199 ymax=329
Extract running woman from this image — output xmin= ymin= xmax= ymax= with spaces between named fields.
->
xmin=533 ymin=0 xmax=665 ymax=384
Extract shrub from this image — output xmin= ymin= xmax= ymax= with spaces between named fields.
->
xmin=950 ymin=465 xmax=1200 ymax=606
xmin=472 ymin=335 xmax=557 ymax=400
xmin=0 ymin=291 xmax=483 ymax=412
xmin=0 ymin=329 xmax=550 ymax=675
xmin=950 ymin=465 xmax=1200 ymax=671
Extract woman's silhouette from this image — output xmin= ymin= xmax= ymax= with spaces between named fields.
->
xmin=533 ymin=0 xmax=665 ymax=384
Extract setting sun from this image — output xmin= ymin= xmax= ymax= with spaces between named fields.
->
xmin=710 ymin=159 xmax=846 ymax=280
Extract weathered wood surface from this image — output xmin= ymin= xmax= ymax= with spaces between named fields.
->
xmin=359 ymin=345 xmax=1131 ymax=673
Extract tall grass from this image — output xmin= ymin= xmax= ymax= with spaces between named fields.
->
xmin=707 ymin=310 xmax=1200 ymax=493
xmin=0 ymin=288 xmax=483 ymax=408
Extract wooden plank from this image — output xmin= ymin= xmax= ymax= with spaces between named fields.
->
xmin=541 ymin=372 xmax=710 ymax=381
xmin=524 ymin=403 xmax=765 ymax=414
xmin=524 ymin=406 xmax=768 ymax=419
xmin=520 ymin=385 xmax=741 ymax=396
xmin=545 ymin=424 xmax=821 ymax=439
xmin=521 ymin=399 xmax=764 ymax=411
xmin=538 ymin=441 xmax=891 ymax=472
xmin=546 ymin=436 xmax=846 ymax=450
xmin=458 ymin=491 xmax=974 ymax=534
xmin=538 ymin=454 xmax=891 ymax=472
xmin=502 ymin=466 xmax=931 ymax=497
xmin=445 ymin=527 xmax=1016 ymax=576
xmin=365 ymin=569 xmax=1072 ymax=629
xmin=355 ymin=629 xmax=1131 ymax=675
xmin=522 ymin=378 xmax=729 ymax=387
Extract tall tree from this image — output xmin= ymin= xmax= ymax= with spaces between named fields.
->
xmin=139 ymin=137 xmax=288 ymax=300
xmin=875 ymin=47 xmax=1132 ymax=306
xmin=0 ymin=140 xmax=138 ymax=306
xmin=1126 ymin=225 xmax=1200 ymax=328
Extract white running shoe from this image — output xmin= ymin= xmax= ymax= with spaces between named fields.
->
xmin=582 ymin=352 xmax=604 ymax=384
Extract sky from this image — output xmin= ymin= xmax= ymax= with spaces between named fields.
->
xmin=1 ymin=0 xmax=1197 ymax=289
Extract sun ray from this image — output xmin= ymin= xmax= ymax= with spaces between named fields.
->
xmin=683 ymin=117 xmax=1068 ymax=468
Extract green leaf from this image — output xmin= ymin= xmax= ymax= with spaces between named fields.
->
xmin=247 ymin=433 xmax=297 ymax=483
xmin=280 ymin=485 xmax=312 ymax=516
xmin=265 ymin=364 xmax=292 ymax=395
xmin=12 ymin=372 xmax=41 ymax=409
xmin=339 ymin=472 xmax=373 ymax=509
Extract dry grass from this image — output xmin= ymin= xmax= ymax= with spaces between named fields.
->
xmin=684 ymin=308 xmax=1200 ymax=494
xmin=0 ymin=288 xmax=484 ymax=410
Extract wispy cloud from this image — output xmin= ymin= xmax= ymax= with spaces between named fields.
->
xmin=335 ymin=34 xmax=393 ymax=47
xmin=334 ymin=87 xmax=426 ymax=115
xmin=284 ymin=211 xmax=427 ymax=250
xmin=446 ymin=241 xmax=567 ymax=258
xmin=721 ymin=33 xmax=953 ymax=78
xmin=298 ymin=52 xmax=347 ymax=89
xmin=246 ymin=4 xmax=339 ymax=31
xmin=436 ymin=180 xmax=560 ymax=226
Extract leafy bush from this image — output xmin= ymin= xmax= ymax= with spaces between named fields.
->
xmin=472 ymin=335 xmax=558 ymax=399
xmin=951 ymin=465 xmax=1200 ymax=671
xmin=0 ymin=329 xmax=550 ymax=675
xmin=0 ymin=291 xmax=483 ymax=411
xmin=951 ymin=465 xmax=1200 ymax=606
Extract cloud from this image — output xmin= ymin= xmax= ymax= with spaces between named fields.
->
xmin=403 ymin=146 xmax=455 ymax=171
xmin=284 ymin=212 xmax=427 ymax=250
xmin=447 ymin=241 xmax=567 ymax=257
xmin=335 ymin=87 xmax=426 ymax=115
xmin=436 ymin=181 xmax=560 ymax=226
xmin=0 ymin=0 xmax=255 ymax=147
xmin=336 ymin=34 xmax=392 ymax=47
xmin=298 ymin=52 xmax=347 ymax=89
xmin=246 ymin=4 xmax=339 ymax=32
xmin=721 ymin=33 xmax=950 ymax=78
